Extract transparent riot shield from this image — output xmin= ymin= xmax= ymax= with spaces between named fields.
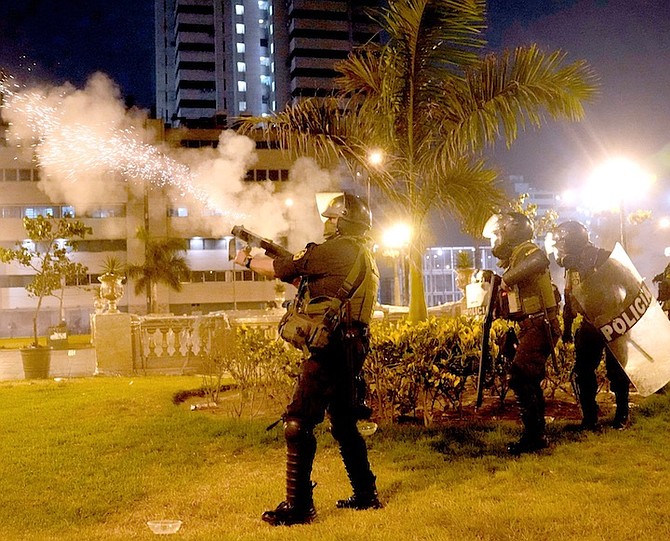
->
xmin=572 ymin=243 xmax=670 ymax=396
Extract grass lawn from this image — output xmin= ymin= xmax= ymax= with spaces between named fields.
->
xmin=0 ymin=375 xmax=669 ymax=540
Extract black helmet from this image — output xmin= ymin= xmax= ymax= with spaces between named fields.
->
xmin=554 ymin=221 xmax=589 ymax=254
xmin=483 ymin=212 xmax=533 ymax=259
xmin=551 ymin=221 xmax=589 ymax=267
xmin=321 ymin=193 xmax=372 ymax=236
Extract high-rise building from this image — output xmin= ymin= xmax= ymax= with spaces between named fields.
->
xmin=155 ymin=0 xmax=289 ymax=125
xmin=155 ymin=0 xmax=381 ymax=126
xmin=285 ymin=0 xmax=380 ymax=100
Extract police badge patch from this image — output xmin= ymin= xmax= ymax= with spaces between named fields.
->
xmin=293 ymin=248 xmax=307 ymax=261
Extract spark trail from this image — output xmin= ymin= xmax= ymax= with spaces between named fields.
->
xmin=0 ymin=75 xmax=246 ymax=220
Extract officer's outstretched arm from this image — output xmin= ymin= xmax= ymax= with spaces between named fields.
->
xmin=234 ymin=250 xmax=276 ymax=278
xmin=502 ymin=249 xmax=548 ymax=286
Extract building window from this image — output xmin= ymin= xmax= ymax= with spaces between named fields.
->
xmin=168 ymin=207 xmax=189 ymax=217
xmin=236 ymin=42 xmax=245 ymax=53
xmin=189 ymin=238 xmax=205 ymax=250
xmin=237 ymin=81 xmax=247 ymax=92
xmin=236 ymin=23 xmax=245 ymax=34
xmin=235 ymin=4 xmax=244 ymax=15
xmin=237 ymin=62 xmax=246 ymax=72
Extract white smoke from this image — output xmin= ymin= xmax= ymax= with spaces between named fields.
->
xmin=1 ymin=72 xmax=341 ymax=245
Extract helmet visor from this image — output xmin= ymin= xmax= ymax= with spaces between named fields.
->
xmin=544 ymin=231 xmax=558 ymax=260
xmin=482 ymin=214 xmax=502 ymax=247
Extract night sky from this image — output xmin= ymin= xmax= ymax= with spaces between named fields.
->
xmin=2 ymin=0 xmax=670 ymax=191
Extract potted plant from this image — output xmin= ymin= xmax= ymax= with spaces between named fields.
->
xmin=98 ymin=256 xmax=126 ymax=313
xmin=273 ymin=280 xmax=287 ymax=305
xmin=0 ymin=214 xmax=91 ymax=378
xmin=454 ymin=250 xmax=475 ymax=292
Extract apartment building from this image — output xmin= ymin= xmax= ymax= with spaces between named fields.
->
xmin=155 ymin=0 xmax=381 ymax=126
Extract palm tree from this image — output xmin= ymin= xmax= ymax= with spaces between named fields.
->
xmin=126 ymin=228 xmax=191 ymax=314
xmin=242 ymin=0 xmax=598 ymax=322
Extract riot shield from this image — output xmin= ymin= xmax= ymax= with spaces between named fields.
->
xmin=572 ymin=243 xmax=670 ymax=396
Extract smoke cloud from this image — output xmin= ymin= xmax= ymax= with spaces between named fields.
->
xmin=1 ymin=72 xmax=340 ymax=246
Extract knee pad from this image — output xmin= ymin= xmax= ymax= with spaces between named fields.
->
xmin=284 ymin=418 xmax=312 ymax=443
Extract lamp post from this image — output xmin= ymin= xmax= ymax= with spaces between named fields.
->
xmin=583 ymin=157 xmax=654 ymax=251
xmin=382 ymin=222 xmax=412 ymax=306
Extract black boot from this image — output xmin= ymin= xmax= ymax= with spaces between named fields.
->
xmin=333 ymin=419 xmax=382 ymax=510
xmin=507 ymin=434 xmax=548 ymax=456
xmin=262 ymin=419 xmax=317 ymax=526
xmin=611 ymin=390 xmax=630 ymax=430
xmin=261 ymin=499 xmax=317 ymax=527
xmin=508 ymin=382 xmax=548 ymax=455
xmin=336 ymin=479 xmax=382 ymax=510
xmin=579 ymin=402 xmax=600 ymax=431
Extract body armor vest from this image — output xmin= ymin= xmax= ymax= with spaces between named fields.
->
xmin=301 ymin=237 xmax=379 ymax=325
xmin=505 ymin=241 xmax=557 ymax=318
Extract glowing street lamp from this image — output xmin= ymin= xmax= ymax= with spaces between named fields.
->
xmin=582 ymin=157 xmax=654 ymax=250
xmin=382 ymin=222 xmax=412 ymax=305
xmin=368 ymin=149 xmax=384 ymax=167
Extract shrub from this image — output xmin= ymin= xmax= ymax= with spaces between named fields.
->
xmin=204 ymin=323 xmax=302 ymax=418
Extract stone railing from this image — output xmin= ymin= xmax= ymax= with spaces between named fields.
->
xmin=130 ymin=309 xmax=285 ymax=375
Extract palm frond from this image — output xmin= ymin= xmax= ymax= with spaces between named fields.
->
xmin=433 ymin=44 xmax=599 ymax=156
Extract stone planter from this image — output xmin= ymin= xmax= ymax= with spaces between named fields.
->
xmin=99 ymin=273 xmax=125 ymax=313
xmin=455 ymin=268 xmax=475 ymax=292
xmin=21 ymin=346 xmax=52 ymax=379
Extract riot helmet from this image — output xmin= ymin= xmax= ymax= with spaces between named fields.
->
xmin=549 ymin=221 xmax=590 ymax=267
xmin=482 ymin=212 xmax=533 ymax=260
xmin=321 ymin=193 xmax=372 ymax=238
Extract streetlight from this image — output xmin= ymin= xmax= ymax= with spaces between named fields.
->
xmin=582 ymin=157 xmax=654 ymax=251
xmin=381 ymin=222 xmax=412 ymax=305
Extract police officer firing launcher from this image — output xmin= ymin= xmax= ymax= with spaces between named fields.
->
xmin=483 ymin=212 xmax=561 ymax=455
xmin=234 ymin=193 xmax=381 ymax=526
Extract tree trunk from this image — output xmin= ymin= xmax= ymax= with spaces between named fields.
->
xmin=407 ymin=246 xmax=427 ymax=323
xmin=149 ymin=281 xmax=158 ymax=314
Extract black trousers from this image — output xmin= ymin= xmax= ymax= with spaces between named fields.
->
xmin=508 ymin=315 xmax=560 ymax=439
xmin=574 ymin=320 xmax=630 ymax=422
xmin=283 ymin=326 xmax=376 ymax=503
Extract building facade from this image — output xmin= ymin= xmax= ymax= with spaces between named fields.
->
xmin=0 ymin=120 xmax=294 ymax=339
xmin=155 ymin=0 xmax=381 ymax=126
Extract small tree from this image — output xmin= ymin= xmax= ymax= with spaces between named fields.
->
xmin=126 ymin=227 xmax=191 ymax=314
xmin=0 ymin=215 xmax=91 ymax=347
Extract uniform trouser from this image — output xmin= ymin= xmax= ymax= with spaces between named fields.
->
xmin=574 ymin=321 xmax=630 ymax=423
xmin=282 ymin=328 xmax=375 ymax=507
xmin=508 ymin=315 xmax=560 ymax=440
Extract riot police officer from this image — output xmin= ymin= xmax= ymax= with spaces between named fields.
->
xmin=483 ymin=212 xmax=560 ymax=454
xmin=551 ymin=221 xmax=631 ymax=429
xmin=235 ymin=193 xmax=381 ymax=526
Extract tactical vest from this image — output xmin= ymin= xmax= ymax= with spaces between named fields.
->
xmin=301 ymin=237 xmax=379 ymax=325
xmin=278 ymin=238 xmax=379 ymax=353
xmin=505 ymin=241 xmax=557 ymax=317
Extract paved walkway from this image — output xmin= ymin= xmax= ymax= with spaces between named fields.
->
xmin=0 ymin=347 xmax=96 ymax=380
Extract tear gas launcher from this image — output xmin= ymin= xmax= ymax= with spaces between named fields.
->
xmin=231 ymin=225 xmax=293 ymax=259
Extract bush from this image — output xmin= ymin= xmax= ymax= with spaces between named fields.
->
xmin=199 ymin=314 xmax=585 ymax=425
xmin=365 ymin=315 xmax=579 ymax=425
xmin=203 ymin=323 xmax=302 ymax=418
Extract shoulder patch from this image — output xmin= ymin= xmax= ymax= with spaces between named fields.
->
xmin=293 ymin=248 xmax=307 ymax=261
